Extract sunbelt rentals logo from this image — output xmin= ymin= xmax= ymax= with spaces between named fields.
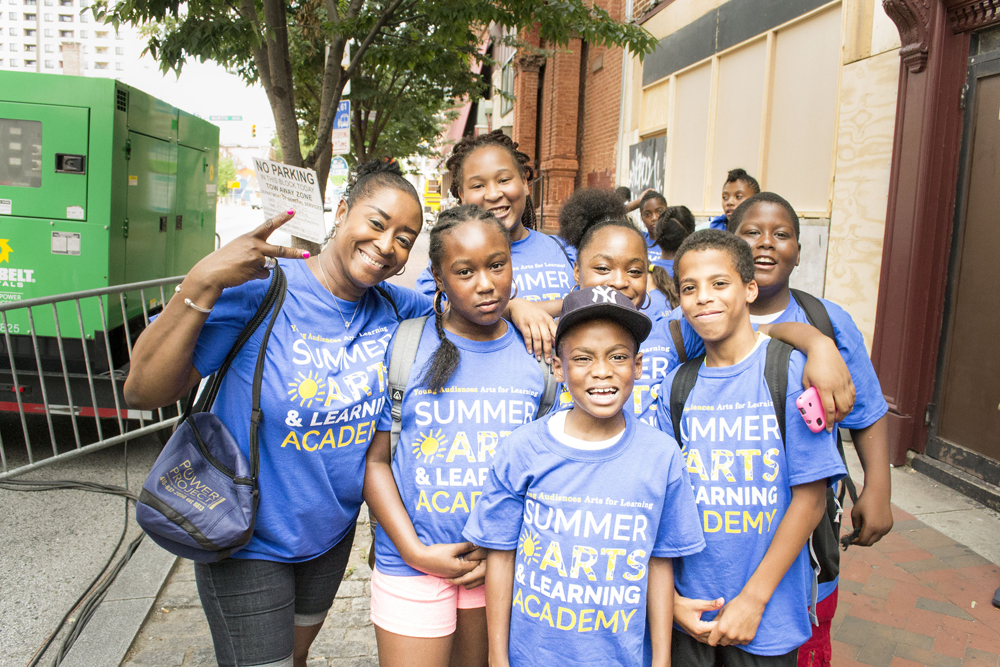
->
xmin=0 ymin=240 xmax=36 ymax=286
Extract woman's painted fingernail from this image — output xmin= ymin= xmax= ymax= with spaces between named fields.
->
xmin=287 ymin=209 xmax=295 ymax=215
xmin=302 ymin=251 xmax=310 ymax=259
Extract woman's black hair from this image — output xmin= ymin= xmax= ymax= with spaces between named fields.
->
xmin=639 ymin=190 xmax=667 ymax=210
xmin=727 ymin=191 xmax=800 ymax=239
xmin=724 ymin=168 xmax=761 ymax=195
xmin=614 ymin=186 xmax=632 ymax=203
xmin=445 ymin=129 xmax=537 ymax=231
xmin=649 ymin=206 xmax=695 ymax=308
xmin=325 ymin=157 xmax=420 ymax=244
xmin=557 ymin=188 xmax=644 ymax=252
xmin=420 ymin=204 xmax=512 ymax=393
xmin=673 ymin=229 xmax=756 ymax=293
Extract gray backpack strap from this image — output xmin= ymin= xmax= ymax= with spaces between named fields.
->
xmin=536 ymin=358 xmax=558 ymax=418
xmin=388 ymin=316 xmax=428 ymax=459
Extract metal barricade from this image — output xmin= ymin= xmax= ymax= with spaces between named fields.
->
xmin=0 ymin=276 xmax=186 ymax=479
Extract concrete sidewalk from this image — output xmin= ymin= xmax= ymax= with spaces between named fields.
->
xmin=116 ymin=444 xmax=1000 ymax=667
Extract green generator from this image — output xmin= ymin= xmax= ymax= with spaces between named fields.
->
xmin=0 ymin=72 xmax=218 ymax=430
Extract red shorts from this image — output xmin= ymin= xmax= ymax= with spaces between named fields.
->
xmin=797 ymin=587 xmax=839 ymax=667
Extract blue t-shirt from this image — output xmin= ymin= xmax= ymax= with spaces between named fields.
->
xmin=555 ymin=323 xmax=680 ymax=429
xmin=649 ymin=257 xmax=674 ymax=277
xmin=414 ymin=229 xmax=574 ymax=302
xmin=655 ymin=338 xmax=846 ymax=656
xmin=642 ymin=231 xmax=660 ymax=262
xmin=647 ymin=288 xmax=670 ymax=321
xmin=191 ymin=260 xmax=432 ymax=562
xmin=669 ymin=296 xmax=888 ymax=431
xmin=374 ymin=319 xmax=545 ymax=576
xmin=709 ymin=214 xmax=728 ymax=231
xmin=464 ymin=412 xmax=705 ymax=667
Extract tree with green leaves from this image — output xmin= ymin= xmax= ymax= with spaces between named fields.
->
xmin=217 ymin=157 xmax=238 ymax=196
xmin=97 ymin=0 xmax=655 ymax=247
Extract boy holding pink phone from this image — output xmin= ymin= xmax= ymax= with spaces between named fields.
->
xmin=726 ymin=193 xmax=891 ymax=667
xmin=655 ymin=230 xmax=846 ymax=666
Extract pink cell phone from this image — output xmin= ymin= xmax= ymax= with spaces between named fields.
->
xmin=796 ymin=386 xmax=826 ymax=433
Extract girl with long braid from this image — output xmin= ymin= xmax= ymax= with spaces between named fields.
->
xmin=415 ymin=131 xmax=574 ymax=304
xmin=364 ymin=205 xmax=548 ymax=667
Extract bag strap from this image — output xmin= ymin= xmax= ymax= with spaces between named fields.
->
xmin=669 ymin=319 xmax=688 ymax=364
xmin=181 ymin=267 xmax=286 ymax=423
xmin=763 ymin=338 xmax=792 ymax=448
xmin=372 ymin=284 xmax=399 ymax=321
xmin=669 ymin=354 xmax=704 ymax=444
xmin=536 ymin=358 xmax=558 ymax=418
xmin=388 ymin=316 xmax=428 ymax=459
xmin=248 ymin=267 xmax=287 ymax=481
xmin=790 ymin=289 xmax=835 ymax=341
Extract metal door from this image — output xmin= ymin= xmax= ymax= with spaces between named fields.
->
xmin=929 ymin=50 xmax=1000 ymax=462
xmin=0 ymin=101 xmax=89 ymax=221
xmin=123 ymin=131 xmax=175 ymax=286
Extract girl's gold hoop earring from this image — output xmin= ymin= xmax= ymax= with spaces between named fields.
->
xmin=395 ymin=265 xmax=406 ymax=276
xmin=510 ymin=281 xmax=519 ymax=300
xmin=640 ymin=293 xmax=652 ymax=311
xmin=433 ymin=291 xmax=450 ymax=316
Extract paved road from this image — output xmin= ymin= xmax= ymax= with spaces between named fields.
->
xmin=0 ymin=431 xmax=162 ymax=667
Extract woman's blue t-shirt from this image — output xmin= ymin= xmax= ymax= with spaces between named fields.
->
xmin=650 ymin=257 xmax=674 ymax=277
xmin=374 ymin=319 xmax=545 ymax=577
xmin=655 ymin=338 xmax=846 ymax=656
xmin=464 ymin=412 xmax=705 ymax=667
xmin=191 ymin=259 xmax=432 ymax=562
xmin=414 ymin=229 xmax=574 ymax=302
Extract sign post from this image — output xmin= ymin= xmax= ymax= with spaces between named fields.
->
xmin=252 ymin=157 xmax=327 ymax=245
xmin=332 ymin=100 xmax=351 ymax=155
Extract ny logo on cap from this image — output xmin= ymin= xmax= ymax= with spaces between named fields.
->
xmin=592 ymin=286 xmax=617 ymax=303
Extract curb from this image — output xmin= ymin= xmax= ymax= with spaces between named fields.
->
xmin=60 ymin=536 xmax=178 ymax=667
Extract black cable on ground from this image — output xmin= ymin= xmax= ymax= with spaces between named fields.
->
xmin=3 ymin=440 xmax=145 ymax=667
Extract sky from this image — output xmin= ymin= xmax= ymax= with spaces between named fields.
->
xmin=116 ymin=52 xmax=276 ymax=147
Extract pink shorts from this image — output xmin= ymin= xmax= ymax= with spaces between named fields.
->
xmin=369 ymin=566 xmax=486 ymax=638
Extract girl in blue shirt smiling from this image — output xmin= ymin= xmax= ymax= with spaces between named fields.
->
xmin=364 ymin=205 xmax=546 ymax=667
xmin=414 ymin=130 xmax=574 ymax=305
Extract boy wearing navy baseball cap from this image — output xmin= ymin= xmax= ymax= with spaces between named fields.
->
xmin=464 ymin=286 xmax=705 ymax=667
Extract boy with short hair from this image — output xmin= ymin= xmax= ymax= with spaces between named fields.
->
xmin=463 ymin=286 xmax=705 ymax=667
xmin=727 ymin=192 xmax=892 ymax=667
xmin=657 ymin=230 xmax=846 ymax=665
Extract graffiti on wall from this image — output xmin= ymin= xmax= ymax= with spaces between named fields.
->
xmin=628 ymin=135 xmax=666 ymax=196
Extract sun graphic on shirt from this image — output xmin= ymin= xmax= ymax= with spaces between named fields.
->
xmin=412 ymin=429 xmax=446 ymax=463
xmin=287 ymin=371 xmax=327 ymax=408
xmin=518 ymin=530 xmax=542 ymax=566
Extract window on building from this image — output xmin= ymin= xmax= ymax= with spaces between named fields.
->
xmin=58 ymin=0 xmax=71 ymax=5
xmin=44 ymin=28 xmax=52 ymax=36
xmin=114 ymin=60 xmax=122 ymax=70
xmin=43 ymin=43 xmax=51 ymax=51
xmin=43 ymin=12 xmax=52 ymax=20
xmin=639 ymin=3 xmax=842 ymax=216
xmin=23 ymin=0 xmax=36 ymax=5
xmin=24 ymin=28 xmax=34 ymax=36
xmin=24 ymin=42 xmax=33 ymax=51
xmin=94 ymin=29 xmax=106 ymax=38
xmin=24 ymin=58 xmax=35 ymax=65
xmin=78 ymin=28 xmax=85 ymax=37
xmin=7 ymin=11 xmax=15 ymax=18
xmin=82 ymin=59 xmax=87 ymax=68
xmin=8 ymin=27 xmax=17 ymax=35
xmin=9 ymin=42 xmax=17 ymax=50
xmin=114 ymin=46 xmax=121 ymax=55
xmin=58 ymin=29 xmax=70 ymax=36
xmin=8 ymin=58 xmax=16 ymax=65
xmin=79 ymin=11 xmax=86 ymax=21
xmin=93 ymin=60 xmax=105 ymax=69
xmin=23 ymin=12 xmax=34 ymax=19
xmin=94 ymin=45 xmax=105 ymax=53
xmin=44 ymin=58 xmax=52 ymax=67
xmin=500 ymin=60 xmax=515 ymax=116
xmin=57 ymin=13 xmax=70 ymax=21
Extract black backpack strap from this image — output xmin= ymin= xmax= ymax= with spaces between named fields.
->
xmin=372 ymin=284 xmax=399 ymax=321
xmin=790 ymin=289 xmax=834 ymax=341
xmin=669 ymin=319 xmax=688 ymax=364
xmin=668 ymin=355 xmax=704 ymax=443
xmin=185 ymin=267 xmax=286 ymax=423
xmin=247 ymin=267 xmax=287 ymax=480
xmin=763 ymin=338 xmax=792 ymax=447
xmin=545 ymin=232 xmax=574 ymax=269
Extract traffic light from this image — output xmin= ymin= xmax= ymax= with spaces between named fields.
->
xmin=251 ymin=124 xmax=256 ymax=138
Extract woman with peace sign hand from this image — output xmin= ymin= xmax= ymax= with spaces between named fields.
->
xmin=126 ymin=159 xmax=458 ymax=667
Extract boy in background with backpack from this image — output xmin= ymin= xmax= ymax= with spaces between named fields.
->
xmin=727 ymin=193 xmax=892 ymax=667
xmin=657 ymin=230 xmax=846 ymax=666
